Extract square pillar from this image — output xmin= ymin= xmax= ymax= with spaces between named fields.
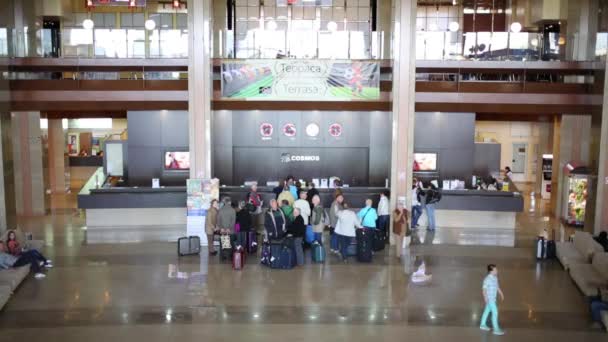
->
xmin=47 ymin=119 xmax=66 ymax=193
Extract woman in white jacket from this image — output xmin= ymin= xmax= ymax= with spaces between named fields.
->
xmin=335 ymin=203 xmax=362 ymax=262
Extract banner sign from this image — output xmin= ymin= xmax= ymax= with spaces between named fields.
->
xmin=221 ymin=60 xmax=380 ymax=101
xmin=91 ymin=0 xmax=146 ymax=7
xmin=186 ymin=178 xmax=219 ymax=246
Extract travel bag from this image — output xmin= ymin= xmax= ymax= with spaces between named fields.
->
xmin=311 ymin=241 xmax=326 ymax=263
xmin=305 ymin=225 xmax=315 ymax=244
xmin=177 ymin=236 xmax=201 ymax=256
xmin=536 ymin=236 xmax=547 ymax=259
xmin=356 ymin=228 xmax=373 ymax=262
xmin=247 ymin=231 xmax=258 ymax=254
xmin=261 ymin=242 xmax=272 ymax=266
xmin=233 ymin=247 xmax=245 ymax=270
xmin=346 ymin=237 xmax=357 ymax=257
xmin=546 ymin=240 xmax=556 ymax=259
xmin=220 ymin=235 xmax=233 ymax=261
xmin=372 ymin=229 xmax=386 ymax=251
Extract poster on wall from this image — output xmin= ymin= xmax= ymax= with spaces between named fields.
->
xmin=67 ymin=133 xmax=79 ymax=156
xmin=221 ymin=60 xmax=380 ymax=101
xmin=186 ymin=178 xmax=220 ymax=246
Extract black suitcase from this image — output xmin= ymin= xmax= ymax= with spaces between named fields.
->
xmin=356 ymin=229 xmax=373 ymax=263
xmin=372 ymin=229 xmax=385 ymax=251
xmin=178 ymin=236 xmax=201 ymax=256
xmin=536 ymin=236 xmax=547 ymax=259
xmin=546 ymin=240 xmax=556 ymax=259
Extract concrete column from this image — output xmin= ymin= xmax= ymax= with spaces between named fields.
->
xmin=389 ymin=0 xmax=416 ymax=234
xmin=47 ymin=119 xmax=66 ymax=193
xmin=12 ymin=112 xmax=45 ymax=216
xmin=536 ymin=120 xmax=553 ymax=196
xmin=554 ymin=115 xmax=592 ymax=227
xmin=188 ymin=0 xmax=213 ymax=180
xmin=550 ymin=115 xmax=561 ymax=214
xmin=593 ymin=59 xmax=608 ymax=234
xmin=566 ymin=0 xmax=599 ymax=61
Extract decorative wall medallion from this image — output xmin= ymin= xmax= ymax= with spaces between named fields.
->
xmin=283 ymin=123 xmax=297 ymax=137
xmin=260 ymin=123 xmax=273 ymax=137
xmin=305 ymin=123 xmax=320 ymax=137
xmin=328 ymin=123 xmax=342 ymax=137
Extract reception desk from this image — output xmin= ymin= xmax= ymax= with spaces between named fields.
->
xmin=79 ymin=170 xmax=523 ymax=230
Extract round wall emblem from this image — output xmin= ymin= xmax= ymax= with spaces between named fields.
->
xmin=328 ymin=123 xmax=342 ymax=137
xmin=260 ymin=123 xmax=273 ymax=137
xmin=305 ymin=123 xmax=320 ymax=137
xmin=283 ymin=123 xmax=296 ymax=137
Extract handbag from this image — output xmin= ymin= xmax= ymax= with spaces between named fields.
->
xmin=234 ymin=223 xmax=241 ymax=233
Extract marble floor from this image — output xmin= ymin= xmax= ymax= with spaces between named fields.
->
xmin=0 ymin=184 xmax=605 ymax=341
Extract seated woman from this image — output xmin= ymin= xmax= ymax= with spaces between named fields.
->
xmin=0 ymin=241 xmax=47 ymax=279
xmin=5 ymin=230 xmax=52 ymax=268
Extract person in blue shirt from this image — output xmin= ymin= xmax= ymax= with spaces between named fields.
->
xmin=286 ymin=176 xmax=298 ymax=200
xmin=480 ymin=264 xmax=505 ymax=335
xmin=357 ymin=198 xmax=378 ymax=229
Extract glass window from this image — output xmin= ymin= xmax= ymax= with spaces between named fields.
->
xmin=94 ymin=29 xmax=127 ymax=58
xmin=176 ymin=14 xmax=188 ymax=28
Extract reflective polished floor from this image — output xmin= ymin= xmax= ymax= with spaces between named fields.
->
xmin=1 ymin=185 xmax=605 ymax=341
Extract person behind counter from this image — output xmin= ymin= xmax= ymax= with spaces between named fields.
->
xmin=504 ymin=166 xmax=513 ymax=179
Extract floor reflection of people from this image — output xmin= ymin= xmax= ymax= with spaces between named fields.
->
xmin=411 ymin=256 xmax=432 ymax=283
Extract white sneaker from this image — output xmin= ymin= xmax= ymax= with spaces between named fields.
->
xmin=44 ymin=264 xmax=53 ymax=269
xmin=45 ymin=260 xmax=52 ymax=264
xmin=34 ymin=273 xmax=46 ymax=279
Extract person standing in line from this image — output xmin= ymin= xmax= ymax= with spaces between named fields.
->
xmin=288 ymin=208 xmax=306 ymax=266
xmin=205 ymin=199 xmax=219 ymax=256
xmin=280 ymin=199 xmax=294 ymax=222
xmin=278 ymin=185 xmax=295 ymax=207
xmin=358 ymin=198 xmax=378 ymax=230
xmin=480 ymin=264 xmax=505 ymax=336
xmin=217 ymin=197 xmax=236 ymax=236
xmin=393 ymin=202 xmax=409 ymax=258
xmin=293 ymin=191 xmax=311 ymax=227
xmin=306 ymin=182 xmax=319 ymax=210
xmin=376 ymin=191 xmax=390 ymax=239
xmin=335 ymin=203 xmax=362 ymax=262
xmin=235 ymin=200 xmax=253 ymax=248
xmin=310 ymin=194 xmax=325 ymax=243
xmin=265 ymin=199 xmax=287 ymax=241
xmin=329 ymin=194 xmax=345 ymax=254
xmin=411 ymin=185 xmax=422 ymax=229
xmin=424 ymin=183 xmax=441 ymax=231
xmin=286 ymin=176 xmax=299 ymax=201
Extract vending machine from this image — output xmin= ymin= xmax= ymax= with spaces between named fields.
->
xmin=541 ymin=154 xmax=553 ymax=200
xmin=561 ymin=163 xmax=590 ymax=227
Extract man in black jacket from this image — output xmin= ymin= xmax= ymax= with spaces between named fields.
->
xmin=424 ymin=183 xmax=441 ymax=231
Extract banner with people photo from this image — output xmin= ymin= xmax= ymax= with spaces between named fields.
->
xmin=186 ymin=178 xmax=220 ymax=246
xmin=221 ymin=60 xmax=380 ymax=101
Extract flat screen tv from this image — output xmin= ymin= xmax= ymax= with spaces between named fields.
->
xmin=413 ymin=153 xmax=437 ymax=172
xmin=164 ymin=151 xmax=190 ymax=171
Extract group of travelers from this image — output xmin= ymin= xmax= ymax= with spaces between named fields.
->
xmin=0 ymin=230 xmax=52 ymax=279
xmin=410 ymin=178 xmax=442 ymax=231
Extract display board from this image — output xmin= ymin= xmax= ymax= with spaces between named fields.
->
xmin=186 ymin=178 xmax=220 ymax=246
xmin=221 ymin=60 xmax=380 ymax=101
xmin=91 ymin=0 xmax=146 ymax=7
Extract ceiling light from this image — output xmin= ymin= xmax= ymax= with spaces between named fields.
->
xmin=530 ymin=38 xmax=538 ymax=47
xmin=173 ymin=0 xmax=180 ymax=9
xmin=145 ymin=19 xmax=156 ymax=30
xmin=327 ymin=21 xmax=338 ymax=32
xmin=510 ymin=22 xmax=522 ymax=33
xmin=448 ymin=21 xmax=460 ymax=32
xmin=83 ymin=18 xmax=94 ymax=30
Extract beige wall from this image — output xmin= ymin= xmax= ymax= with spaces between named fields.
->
xmin=475 ymin=121 xmax=542 ymax=183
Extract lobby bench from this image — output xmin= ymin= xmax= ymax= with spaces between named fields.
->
xmin=556 ymin=231 xmax=604 ymax=271
xmin=569 ymin=253 xmax=608 ymax=298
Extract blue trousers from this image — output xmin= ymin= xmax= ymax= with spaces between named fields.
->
xmin=313 ymin=232 xmax=323 ymax=244
xmin=337 ymin=234 xmax=352 ymax=260
xmin=480 ymin=302 xmax=500 ymax=330
xmin=426 ymin=204 xmax=436 ymax=230
xmin=591 ymin=300 xmax=608 ymax=325
xmin=411 ymin=205 xmax=422 ymax=227
xmin=330 ymin=231 xmax=339 ymax=250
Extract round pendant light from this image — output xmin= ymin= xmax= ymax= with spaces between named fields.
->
xmin=145 ymin=19 xmax=156 ymax=31
xmin=82 ymin=18 xmax=94 ymax=30
xmin=448 ymin=21 xmax=460 ymax=32
xmin=327 ymin=21 xmax=338 ymax=32
xmin=510 ymin=22 xmax=522 ymax=33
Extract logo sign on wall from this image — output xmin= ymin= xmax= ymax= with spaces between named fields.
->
xmin=305 ymin=123 xmax=320 ymax=138
xmin=280 ymin=153 xmax=320 ymax=163
xmin=260 ymin=122 xmax=273 ymax=140
xmin=328 ymin=123 xmax=343 ymax=137
xmin=221 ymin=60 xmax=380 ymax=101
xmin=283 ymin=123 xmax=297 ymax=137
xmin=92 ymin=0 xmax=146 ymax=6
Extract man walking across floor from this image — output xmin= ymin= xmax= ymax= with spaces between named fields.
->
xmin=480 ymin=264 xmax=505 ymax=335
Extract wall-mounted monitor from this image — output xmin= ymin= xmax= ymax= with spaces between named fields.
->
xmin=164 ymin=151 xmax=190 ymax=171
xmin=414 ymin=153 xmax=437 ymax=172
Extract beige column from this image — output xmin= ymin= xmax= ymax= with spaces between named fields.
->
xmin=188 ymin=0 xmax=213 ymax=180
xmin=535 ymin=120 xmax=553 ymax=195
xmin=11 ymin=112 xmax=45 ymax=216
xmin=550 ymin=115 xmax=561 ymax=215
xmin=593 ymin=58 xmax=608 ymax=234
xmin=389 ymin=0 xmax=416 ymax=242
xmin=47 ymin=119 xmax=66 ymax=193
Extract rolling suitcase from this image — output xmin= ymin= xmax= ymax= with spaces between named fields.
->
xmin=356 ymin=229 xmax=373 ymax=262
xmin=177 ymin=236 xmax=201 ymax=256
xmin=233 ymin=247 xmax=245 ymax=270
xmin=305 ymin=226 xmax=315 ymax=244
xmin=261 ymin=242 xmax=272 ymax=266
xmin=372 ymin=229 xmax=385 ymax=252
xmin=346 ymin=237 xmax=357 ymax=257
xmin=311 ymin=241 xmax=326 ymax=263
xmin=268 ymin=241 xmax=285 ymax=268
xmin=277 ymin=243 xmax=296 ymax=269
xmin=536 ymin=236 xmax=547 ymax=259
xmin=220 ymin=235 xmax=233 ymax=261
xmin=247 ymin=231 xmax=258 ymax=254
xmin=546 ymin=240 xmax=556 ymax=259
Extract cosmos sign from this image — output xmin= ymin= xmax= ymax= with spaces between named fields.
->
xmin=280 ymin=153 xmax=320 ymax=163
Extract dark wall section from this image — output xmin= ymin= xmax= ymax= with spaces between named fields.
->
xmin=414 ymin=112 xmax=476 ymax=186
xmin=127 ymin=110 xmax=189 ymax=186
xmin=213 ymin=110 xmax=392 ymax=186
xmin=473 ymin=143 xmax=501 ymax=176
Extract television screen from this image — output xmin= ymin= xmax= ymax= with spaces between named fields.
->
xmin=414 ymin=153 xmax=437 ymax=172
xmin=164 ymin=151 xmax=190 ymax=171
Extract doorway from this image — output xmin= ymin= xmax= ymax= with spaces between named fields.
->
xmin=511 ymin=143 xmax=527 ymax=174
